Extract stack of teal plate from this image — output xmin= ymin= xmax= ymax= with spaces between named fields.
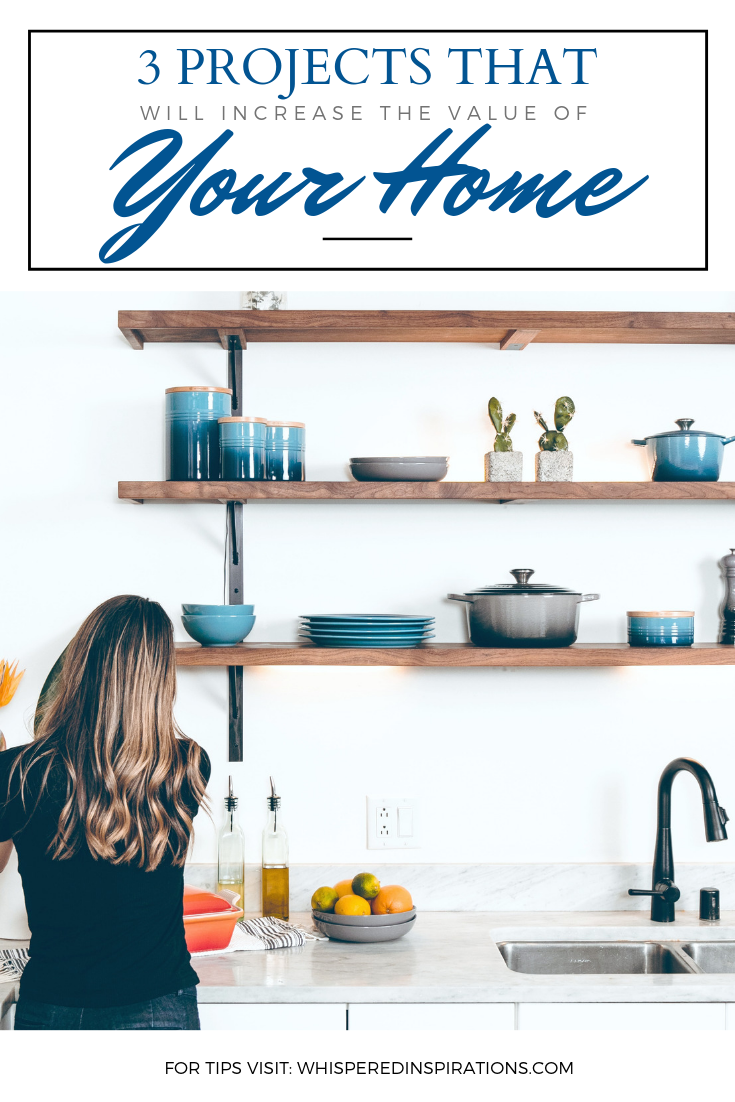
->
xmin=299 ymin=614 xmax=435 ymax=647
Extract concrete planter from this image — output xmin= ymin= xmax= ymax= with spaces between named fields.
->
xmin=484 ymin=451 xmax=523 ymax=482
xmin=535 ymin=450 xmax=573 ymax=481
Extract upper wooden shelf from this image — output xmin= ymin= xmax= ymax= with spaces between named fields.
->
xmin=119 ymin=481 xmax=735 ymax=504
xmin=175 ymin=643 xmax=735 ymax=667
xmin=118 ymin=310 xmax=735 ymax=348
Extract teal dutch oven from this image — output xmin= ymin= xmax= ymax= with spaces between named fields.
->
xmin=632 ymin=419 xmax=735 ymax=482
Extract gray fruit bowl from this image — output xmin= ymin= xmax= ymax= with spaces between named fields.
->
xmin=350 ymin=457 xmax=449 ymax=482
xmin=313 ymin=907 xmax=416 ymax=927
xmin=313 ymin=915 xmax=417 ymax=943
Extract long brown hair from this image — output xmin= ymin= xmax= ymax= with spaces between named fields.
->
xmin=13 ymin=596 xmax=208 ymax=870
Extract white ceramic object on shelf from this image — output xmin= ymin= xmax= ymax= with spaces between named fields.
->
xmin=485 ymin=452 xmax=523 ymax=482
xmin=536 ymin=451 xmax=573 ymax=482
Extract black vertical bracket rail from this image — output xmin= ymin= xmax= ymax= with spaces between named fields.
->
xmin=227 ymin=336 xmax=244 ymax=761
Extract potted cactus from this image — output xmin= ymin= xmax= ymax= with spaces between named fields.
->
xmin=485 ymin=397 xmax=523 ymax=482
xmin=534 ymin=396 xmax=575 ymax=481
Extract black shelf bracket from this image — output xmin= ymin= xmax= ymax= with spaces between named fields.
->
xmin=226 ymin=336 xmax=245 ymax=761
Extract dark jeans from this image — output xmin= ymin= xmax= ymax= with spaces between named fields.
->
xmin=14 ymin=986 xmax=200 ymax=1030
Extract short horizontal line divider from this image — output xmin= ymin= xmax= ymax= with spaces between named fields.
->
xmin=322 ymin=237 xmax=413 ymax=241
xmin=175 ymin=642 xmax=735 ymax=668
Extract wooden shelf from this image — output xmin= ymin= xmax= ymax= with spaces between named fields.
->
xmin=118 ymin=309 xmax=735 ymax=349
xmin=119 ymin=481 xmax=735 ymax=504
xmin=175 ymin=643 xmax=735 ymax=667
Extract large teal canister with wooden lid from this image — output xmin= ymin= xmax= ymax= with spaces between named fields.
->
xmin=166 ymin=386 xmax=232 ymax=480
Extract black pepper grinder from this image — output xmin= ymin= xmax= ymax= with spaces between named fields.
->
xmin=719 ymin=548 xmax=735 ymax=644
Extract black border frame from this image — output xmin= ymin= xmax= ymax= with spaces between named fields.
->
xmin=27 ymin=28 xmax=708 ymax=272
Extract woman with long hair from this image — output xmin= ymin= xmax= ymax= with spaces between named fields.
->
xmin=0 ymin=595 xmax=210 ymax=1030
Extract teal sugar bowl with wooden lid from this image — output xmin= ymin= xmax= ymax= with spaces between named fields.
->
xmin=627 ymin=611 xmax=695 ymax=647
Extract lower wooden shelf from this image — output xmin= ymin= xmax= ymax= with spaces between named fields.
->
xmin=175 ymin=643 xmax=735 ymax=667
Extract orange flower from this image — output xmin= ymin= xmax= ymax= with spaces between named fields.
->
xmin=0 ymin=660 xmax=24 ymax=707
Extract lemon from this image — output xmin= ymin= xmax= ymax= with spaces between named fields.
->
xmin=311 ymin=886 xmax=339 ymax=913
xmin=334 ymin=894 xmax=371 ymax=917
xmin=333 ymin=879 xmax=354 ymax=899
xmin=351 ymin=872 xmax=381 ymax=900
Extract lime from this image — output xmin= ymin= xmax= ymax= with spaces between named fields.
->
xmin=311 ymin=886 xmax=339 ymax=913
xmin=351 ymin=872 xmax=381 ymax=900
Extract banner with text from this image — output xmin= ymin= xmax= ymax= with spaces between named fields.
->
xmin=29 ymin=29 xmax=706 ymax=271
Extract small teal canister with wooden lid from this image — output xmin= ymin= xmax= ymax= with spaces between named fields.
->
xmin=266 ymin=421 xmax=305 ymax=481
xmin=219 ymin=417 xmax=267 ymax=480
xmin=627 ymin=611 xmax=694 ymax=647
xmin=166 ymin=386 xmax=232 ymax=480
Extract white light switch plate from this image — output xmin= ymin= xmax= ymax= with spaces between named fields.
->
xmin=366 ymin=797 xmax=420 ymax=850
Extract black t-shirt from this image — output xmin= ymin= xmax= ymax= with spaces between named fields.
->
xmin=0 ymin=741 xmax=211 ymax=1008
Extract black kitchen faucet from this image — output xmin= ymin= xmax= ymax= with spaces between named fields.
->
xmin=629 ymin=758 xmax=729 ymax=922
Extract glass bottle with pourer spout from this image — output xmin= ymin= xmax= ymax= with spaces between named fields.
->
xmin=217 ymin=776 xmax=245 ymax=911
xmin=262 ymin=776 xmax=289 ymax=920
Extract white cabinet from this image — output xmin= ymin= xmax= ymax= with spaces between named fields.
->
xmin=725 ymin=1005 xmax=735 ymax=1030
xmin=198 ymin=1003 xmax=347 ymax=1031
xmin=517 ymin=1002 xmax=726 ymax=1031
xmin=348 ymin=1003 xmax=514 ymax=1030
xmin=0 ymin=1003 xmax=15 ymax=1030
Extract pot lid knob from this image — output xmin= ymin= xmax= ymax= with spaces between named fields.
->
xmin=510 ymin=568 xmax=535 ymax=586
xmin=675 ymin=418 xmax=695 ymax=432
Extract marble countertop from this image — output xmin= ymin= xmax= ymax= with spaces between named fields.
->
xmin=4 ymin=911 xmax=735 ymax=1011
xmin=194 ymin=910 xmax=735 ymax=1004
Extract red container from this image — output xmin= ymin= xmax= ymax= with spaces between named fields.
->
xmin=183 ymin=885 xmax=243 ymax=953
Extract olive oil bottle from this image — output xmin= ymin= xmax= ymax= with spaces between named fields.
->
xmin=262 ymin=776 xmax=289 ymax=920
xmin=217 ymin=776 xmax=245 ymax=911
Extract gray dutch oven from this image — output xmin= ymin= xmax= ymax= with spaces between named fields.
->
xmin=448 ymin=569 xmax=600 ymax=647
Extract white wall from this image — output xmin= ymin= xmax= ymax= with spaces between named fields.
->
xmin=2 ymin=290 xmax=735 ymax=879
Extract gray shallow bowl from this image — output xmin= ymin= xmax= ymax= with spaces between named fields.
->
xmin=350 ymin=457 xmax=449 ymax=482
xmin=313 ymin=908 xmax=416 ymax=927
xmin=313 ymin=915 xmax=417 ymax=943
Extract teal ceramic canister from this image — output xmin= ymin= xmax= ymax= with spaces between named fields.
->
xmin=219 ymin=417 xmax=267 ymax=480
xmin=627 ymin=610 xmax=695 ymax=647
xmin=166 ymin=386 xmax=232 ymax=480
xmin=266 ymin=421 xmax=306 ymax=481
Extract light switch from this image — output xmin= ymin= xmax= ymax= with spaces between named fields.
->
xmin=398 ymin=807 xmax=413 ymax=837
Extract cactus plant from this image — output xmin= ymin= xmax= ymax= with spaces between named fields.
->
xmin=488 ymin=397 xmax=516 ymax=452
xmin=534 ymin=396 xmax=575 ymax=451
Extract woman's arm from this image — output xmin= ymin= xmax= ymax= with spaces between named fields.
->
xmin=0 ymin=838 xmax=13 ymax=874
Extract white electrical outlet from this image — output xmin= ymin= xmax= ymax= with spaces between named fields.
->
xmin=367 ymin=797 xmax=420 ymax=850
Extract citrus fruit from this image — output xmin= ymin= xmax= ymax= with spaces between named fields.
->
xmin=371 ymin=885 xmax=413 ymax=914
xmin=334 ymin=894 xmax=371 ymax=917
xmin=352 ymin=872 xmax=381 ymax=900
xmin=311 ymin=887 xmax=339 ymax=913
xmin=333 ymin=879 xmax=354 ymax=899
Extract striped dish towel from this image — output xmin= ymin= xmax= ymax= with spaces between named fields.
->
xmin=0 ymin=947 xmax=29 ymax=979
xmin=191 ymin=916 xmax=327 ymax=956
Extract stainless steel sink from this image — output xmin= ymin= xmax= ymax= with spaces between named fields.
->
xmin=680 ymin=942 xmax=735 ymax=973
xmin=498 ymin=941 xmax=700 ymax=975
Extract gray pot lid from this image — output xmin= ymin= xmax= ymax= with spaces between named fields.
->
xmin=464 ymin=569 xmax=580 ymax=596
xmin=641 ymin=418 xmax=727 ymax=440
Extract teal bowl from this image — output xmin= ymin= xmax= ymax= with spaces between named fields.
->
xmin=182 ymin=603 xmax=254 ymax=616
xmin=182 ymin=614 xmax=255 ymax=646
